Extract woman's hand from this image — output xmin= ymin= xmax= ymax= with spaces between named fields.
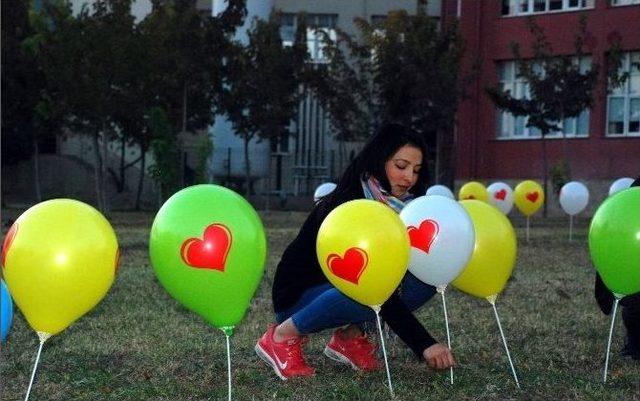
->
xmin=423 ymin=343 xmax=455 ymax=370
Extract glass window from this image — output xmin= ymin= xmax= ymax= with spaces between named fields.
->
xmin=549 ymin=0 xmax=563 ymax=10
xmin=629 ymin=98 xmax=640 ymax=133
xmin=608 ymin=98 xmax=625 ymax=134
xmin=607 ymin=52 xmax=640 ymax=136
xmin=533 ymin=0 xmax=547 ymax=11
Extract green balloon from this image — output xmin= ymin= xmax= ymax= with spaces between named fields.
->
xmin=149 ymin=185 xmax=267 ymax=333
xmin=588 ymin=187 xmax=640 ymax=297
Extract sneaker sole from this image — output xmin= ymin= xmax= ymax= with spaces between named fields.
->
xmin=323 ymin=346 xmax=359 ymax=370
xmin=255 ymin=343 xmax=288 ymax=381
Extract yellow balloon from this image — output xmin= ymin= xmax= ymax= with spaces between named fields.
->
xmin=514 ymin=180 xmax=544 ymax=216
xmin=2 ymin=199 xmax=118 ymax=336
xmin=459 ymin=181 xmax=488 ymax=202
xmin=316 ymin=200 xmax=409 ymax=308
xmin=451 ymin=200 xmax=517 ymax=299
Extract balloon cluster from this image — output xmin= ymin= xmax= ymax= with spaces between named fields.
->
xmin=455 ymin=180 xmax=544 ymax=217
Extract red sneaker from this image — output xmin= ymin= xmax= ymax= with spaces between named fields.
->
xmin=324 ymin=328 xmax=381 ymax=371
xmin=255 ymin=324 xmax=316 ymax=380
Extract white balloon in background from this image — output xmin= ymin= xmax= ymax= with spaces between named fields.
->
xmin=487 ymin=182 xmax=514 ymax=215
xmin=313 ymin=182 xmax=337 ymax=203
xmin=399 ymin=195 xmax=475 ymax=287
xmin=426 ymin=185 xmax=454 ymax=199
xmin=608 ymin=177 xmax=634 ymax=197
xmin=559 ymin=181 xmax=589 ymax=215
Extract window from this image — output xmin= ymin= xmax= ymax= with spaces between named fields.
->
xmin=611 ymin=0 xmax=640 ymax=6
xmin=280 ymin=13 xmax=337 ymax=63
xmin=496 ymin=60 xmax=591 ymax=139
xmin=502 ymin=0 xmax=593 ymax=15
xmin=607 ymin=52 xmax=640 ymax=136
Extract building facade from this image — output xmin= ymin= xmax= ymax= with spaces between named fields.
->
xmin=445 ymin=0 xmax=640 ymax=184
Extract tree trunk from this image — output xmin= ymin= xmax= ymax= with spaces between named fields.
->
xmin=101 ymin=127 xmax=110 ymax=214
xmin=92 ymin=132 xmax=104 ymax=211
xmin=244 ymin=137 xmax=252 ymax=195
xmin=33 ymin=137 xmax=42 ymax=202
xmin=435 ymin=129 xmax=442 ymax=185
xmin=182 ymin=84 xmax=188 ymax=188
xmin=135 ymin=145 xmax=147 ymax=211
xmin=118 ymin=135 xmax=126 ymax=192
xmin=542 ymin=133 xmax=548 ymax=218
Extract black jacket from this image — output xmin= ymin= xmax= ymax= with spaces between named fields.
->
xmin=272 ymin=186 xmax=437 ymax=358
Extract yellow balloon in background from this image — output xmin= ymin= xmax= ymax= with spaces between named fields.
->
xmin=459 ymin=181 xmax=488 ymax=202
xmin=2 ymin=199 xmax=118 ymax=336
xmin=514 ymin=180 xmax=544 ymax=216
xmin=317 ymin=200 xmax=409 ymax=308
xmin=452 ymin=200 xmax=517 ymax=299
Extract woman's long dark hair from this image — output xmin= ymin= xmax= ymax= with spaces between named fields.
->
xmin=317 ymin=123 xmax=428 ymax=219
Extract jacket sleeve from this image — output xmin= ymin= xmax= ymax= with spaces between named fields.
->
xmin=379 ymin=292 xmax=437 ymax=359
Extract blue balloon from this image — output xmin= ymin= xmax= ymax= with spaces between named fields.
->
xmin=1 ymin=279 xmax=13 ymax=342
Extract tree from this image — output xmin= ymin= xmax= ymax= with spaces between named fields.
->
xmin=222 ymin=13 xmax=308 ymax=194
xmin=2 ymin=0 xmax=59 ymax=202
xmin=486 ymin=16 xmax=600 ymax=216
xmin=314 ymin=8 xmax=467 ymax=185
xmin=140 ymin=0 xmax=246 ymax=200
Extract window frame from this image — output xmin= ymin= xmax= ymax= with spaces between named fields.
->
xmin=501 ymin=0 xmax=594 ymax=17
xmin=606 ymin=51 xmax=640 ymax=137
xmin=495 ymin=59 xmax=592 ymax=140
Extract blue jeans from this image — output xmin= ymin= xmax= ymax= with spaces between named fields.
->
xmin=275 ymin=272 xmax=437 ymax=335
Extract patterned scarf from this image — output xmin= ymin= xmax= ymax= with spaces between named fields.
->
xmin=361 ymin=175 xmax=413 ymax=213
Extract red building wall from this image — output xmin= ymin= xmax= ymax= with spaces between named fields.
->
xmin=444 ymin=0 xmax=640 ymax=180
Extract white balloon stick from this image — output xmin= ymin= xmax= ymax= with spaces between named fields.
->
xmin=437 ymin=285 xmax=454 ymax=384
xmin=526 ymin=217 xmax=530 ymax=242
xmin=487 ymin=296 xmax=520 ymax=389
xmin=226 ymin=333 xmax=232 ymax=401
xmin=372 ymin=306 xmax=394 ymax=398
xmin=569 ymin=215 xmax=573 ymax=242
xmin=603 ymin=298 xmax=620 ymax=383
xmin=24 ymin=332 xmax=51 ymax=401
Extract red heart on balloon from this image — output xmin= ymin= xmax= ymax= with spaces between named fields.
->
xmin=180 ymin=224 xmax=232 ymax=271
xmin=495 ymin=189 xmax=507 ymax=201
xmin=466 ymin=195 xmax=475 ymax=200
xmin=1 ymin=223 xmax=18 ymax=268
xmin=327 ymin=247 xmax=368 ymax=284
xmin=526 ymin=191 xmax=539 ymax=203
xmin=408 ymin=219 xmax=439 ymax=254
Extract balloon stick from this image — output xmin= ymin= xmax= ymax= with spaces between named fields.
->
xmin=25 ymin=332 xmax=50 ymax=401
xmin=373 ymin=306 xmax=394 ymax=398
xmin=603 ymin=298 xmax=620 ymax=383
xmin=221 ymin=327 xmax=234 ymax=401
xmin=526 ymin=217 xmax=530 ymax=242
xmin=487 ymin=297 xmax=520 ymax=388
xmin=437 ymin=285 xmax=453 ymax=384
xmin=569 ymin=215 xmax=573 ymax=242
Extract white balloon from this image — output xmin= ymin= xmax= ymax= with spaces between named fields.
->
xmin=426 ymin=185 xmax=454 ymax=199
xmin=487 ymin=182 xmax=514 ymax=215
xmin=399 ymin=195 xmax=475 ymax=287
xmin=313 ymin=182 xmax=337 ymax=203
xmin=559 ymin=181 xmax=589 ymax=216
xmin=608 ymin=177 xmax=634 ymax=196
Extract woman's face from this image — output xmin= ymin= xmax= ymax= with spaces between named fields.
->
xmin=384 ymin=144 xmax=423 ymax=198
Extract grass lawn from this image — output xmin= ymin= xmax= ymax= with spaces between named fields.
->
xmin=1 ymin=210 xmax=639 ymax=400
